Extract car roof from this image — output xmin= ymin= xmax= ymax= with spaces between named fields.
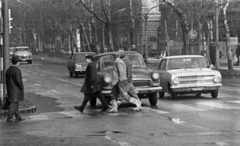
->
xmin=73 ymin=52 xmax=96 ymax=55
xmin=163 ymin=55 xmax=204 ymax=59
xmin=15 ymin=46 xmax=29 ymax=48
xmin=94 ymin=51 xmax=141 ymax=59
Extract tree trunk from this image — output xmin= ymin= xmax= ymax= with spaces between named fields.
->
xmin=162 ymin=0 xmax=190 ymax=55
xmin=221 ymin=0 xmax=233 ymax=70
xmin=129 ymin=0 xmax=134 ymax=50
xmin=80 ymin=21 xmax=91 ymax=52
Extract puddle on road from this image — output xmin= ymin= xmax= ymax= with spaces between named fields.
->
xmin=25 ymin=92 xmax=64 ymax=113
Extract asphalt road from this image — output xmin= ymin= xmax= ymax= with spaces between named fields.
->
xmin=0 ymin=59 xmax=240 ymax=146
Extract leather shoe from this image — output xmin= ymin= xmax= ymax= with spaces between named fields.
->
xmin=17 ymin=117 xmax=25 ymax=122
xmin=7 ymin=119 xmax=18 ymax=123
xmin=101 ymin=106 xmax=110 ymax=112
xmin=74 ymin=106 xmax=83 ymax=113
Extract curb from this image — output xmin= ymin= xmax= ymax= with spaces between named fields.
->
xmin=0 ymin=105 xmax=37 ymax=119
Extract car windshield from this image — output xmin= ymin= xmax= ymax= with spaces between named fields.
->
xmin=168 ymin=57 xmax=208 ymax=69
xmin=15 ymin=47 xmax=29 ymax=51
xmin=125 ymin=54 xmax=145 ymax=67
xmin=74 ymin=53 xmax=94 ymax=61
xmin=100 ymin=55 xmax=115 ymax=70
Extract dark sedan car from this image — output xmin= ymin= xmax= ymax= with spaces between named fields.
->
xmin=89 ymin=51 xmax=162 ymax=106
xmin=67 ymin=52 xmax=96 ymax=77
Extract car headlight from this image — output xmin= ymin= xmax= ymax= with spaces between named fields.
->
xmin=75 ymin=64 xmax=82 ymax=68
xmin=104 ymin=75 xmax=112 ymax=83
xmin=151 ymin=72 xmax=159 ymax=80
xmin=172 ymin=74 xmax=180 ymax=85
xmin=213 ymin=75 xmax=221 ymax=83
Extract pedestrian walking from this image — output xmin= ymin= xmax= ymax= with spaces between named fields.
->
xmin=108 ymin=53 xmax=141 ymax=113
xmin=74 ymin=55 xmax=109 ymax=113
xmin=234 ymin=44 xmax=240 ymax=66
xmin=5 ymin=55 xmax=25 ymax=122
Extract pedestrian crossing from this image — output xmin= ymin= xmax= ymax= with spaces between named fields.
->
xmin=2 ymin=100 xmax=240 ymax=122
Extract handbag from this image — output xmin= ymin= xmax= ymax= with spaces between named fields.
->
xmin=2 ymin=97 xmax=10 ymax=110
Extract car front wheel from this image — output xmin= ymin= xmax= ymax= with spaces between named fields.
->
xmin=211 ymin=90 xmax=218 ymax=98
xmin=169 ymin=90 xmax=177 ymax=100
xmin=148 ymin=93 xmax=158 ymax=105
xmin=159 ymin=92 xmax=165 ymax=99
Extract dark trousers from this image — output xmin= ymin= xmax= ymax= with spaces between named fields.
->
xmin=7 ymin=102 xmax=21 ymax=119
xmin=81 ymin=91 xmax=108 ymax=109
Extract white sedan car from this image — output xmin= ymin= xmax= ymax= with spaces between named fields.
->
xmin=157 ymin=55 xmax=222 ymax=99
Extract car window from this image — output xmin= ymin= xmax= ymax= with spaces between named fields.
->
xmin=15 ymin=47 xmax=29 ymax=52
xmin=168 ymin=57 xmax=208 ymax=69
xmin=100 ymin=55 xmax=115 ymax=70
xmin=72 ymin=53 xmax=95 ymax=61
xmin=125 ymin=54 xmax=145 ymax=67
xmin=159 ymin=59 xmax=167 ymax=70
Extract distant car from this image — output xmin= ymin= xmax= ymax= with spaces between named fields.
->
xmin=67 ymin=52 xmax=96 ymax=77
xmin=13 ymin=46 xmax=33 ymax=64
xmin=157 ymin=55 xmax=222 ymax=99
xmin=89 ymin=51 xmax=162 ymax=106
xmin=9 ymin=47 xmax=15 ymax=61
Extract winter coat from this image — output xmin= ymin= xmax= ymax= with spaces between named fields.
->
xmin=80 ymin=61 xmax=100 ymax=94
xmin=123 ymin=58 xmax=133 ymax=82
xmin=236 ymin=45 xmax=240 ymax=56
xmin=6 ymin=66 xmax=24 ymax=102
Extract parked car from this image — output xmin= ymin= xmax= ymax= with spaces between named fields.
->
xmin=13 ymin=46 xmax=33 ymax=64
xmin=67 ymin=52 xmax=96 ymax=77
xmin=157 ymin=55 xmax=222 ymax=99
xmin=89 ymin=51 xmax=162 ymax=106
xmin=9 ymin=47 xmax=15 ymax=61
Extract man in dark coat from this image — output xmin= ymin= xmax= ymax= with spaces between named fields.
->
xmin=235 ymin=44 xmax=240 ymax=66
xmin=6 ymin=55 xmax=25 ymax=122
xmin=74 ymin=55 xmax=109 ymax=113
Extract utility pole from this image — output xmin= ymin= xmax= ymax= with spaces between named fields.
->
xmin=0 ymin=0 xmax=9 ymax=108
xmin=215 ymin=3 xmax=220 ymax=69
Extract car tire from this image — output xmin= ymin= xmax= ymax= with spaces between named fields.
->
xmin=69 ymin=71 xmax=73 ymax=77
xmin=75 ymin=73 xmax=78 ymax=77
xmin=89 ymin=98 xmax=97 ymax=106
xmin=169 ymin=90 xmax=177 ymax=100
xmin=159 ymin=92 xmax=165 ymax=99
xmin=196 ymin=93 xmax=201 ymax=98
xmin=28 ymin=60 xmax=32 ymax=64
xmin=148 ymin=93 xmax=158 ymax=105
xmin=211 ymin=90 xmax=218 ymax=98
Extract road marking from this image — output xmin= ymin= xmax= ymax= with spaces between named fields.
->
xmin=144 ymin=107 xmax=169 ymax=114
xmin=39 ymin=74 xmax=45 ymax=76
xmin=34 ymin=84 xmax=41 ymax=86
xmin=52 ymin=77 xmax=82 ymax=86
xmin=28 ymin=114 xmax=51 ymax=121
xmin=227 ymin=100 xmax=240 ymax=104
xmin=225 ymin=83 xmax=240 ymax=86
xmin=23 ymin=79 xmax=27 ymax=82
xmin=105 ymin=136 xmax=132 ymax=146
xmin=172 ymin=104 xmax=206 ymax=112
xmin=196 ymin=102 xmax=240 ymax=110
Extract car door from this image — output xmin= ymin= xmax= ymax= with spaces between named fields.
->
xmin=158 ymin=59 xmax=168 ymax=91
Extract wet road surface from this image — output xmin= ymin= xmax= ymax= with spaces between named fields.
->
xmin=0 ymin=59 xmax=240 ymax=146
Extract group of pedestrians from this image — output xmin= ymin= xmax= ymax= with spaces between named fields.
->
xmin=74 ymin=52 xmax=142 ymax=113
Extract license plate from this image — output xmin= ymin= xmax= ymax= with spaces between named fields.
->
xmin=192 ymin=88 xmax=203 ymax=91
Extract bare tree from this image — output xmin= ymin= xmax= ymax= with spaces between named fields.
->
xmin=216 ymin=0 xmax=233 ymax=70
xmin=161 ymin=0 xmax=190 ymax=55
xmin=79 ymin=0 xmax=115 ymax=51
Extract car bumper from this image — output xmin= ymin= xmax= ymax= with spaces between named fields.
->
xmin=171 ymin=83 xmax=222 ymax=92
xmin=19 ymin=58 xmax=32 ymax=61
xmin=101 ymin=86 xmax=162 ymax=95
xmin=75 ymin=70 xmax=86 ymax=75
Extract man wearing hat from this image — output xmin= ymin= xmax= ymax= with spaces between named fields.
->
xmin=5 ymin=55 xmax=25 ymax=122
xmin=74 ymin=54 xmax=109 ymax=113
